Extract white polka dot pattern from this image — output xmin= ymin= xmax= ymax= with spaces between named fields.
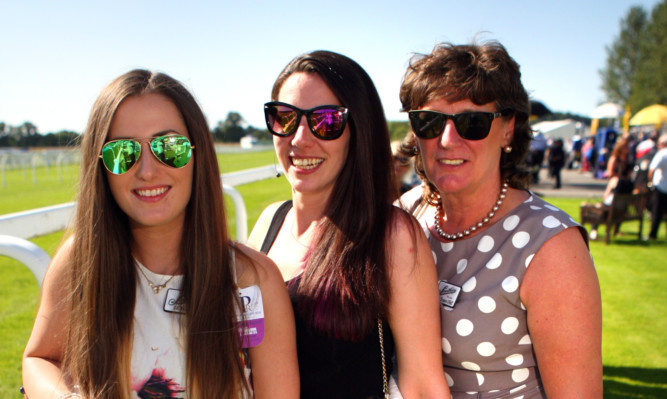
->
xmin=477 ymin=342 xmax=496 ymax=356
xmin=506 ymin=354 xmax=524 ymax=366
xmin=462 ymin=361 xmax=480 ymax=371
xmin=456 ymin=319 xmax=474 ymax=336
xmin=518 ymin=334 xmax=532 ymax=345
xmin=462 ymin=277 xmax=476 ymax=292
xmin=512 ymin=368 xmax=530 ymax=383
xmin=442 ymin=337 xmax=452 ymax=353
xmin=542 ymin=215 xmax=561 ymax=228
xmin=476 ymin=373 xmax=485 ymax=386
xmin=402 ymin=191 xmax=583 ymax=396
xmin=524 ymin=254 xmax=534 ymax=268
xmin=445 ymin=372 xmax=454 ymax=387
xmin=502 ymin=276 xmax=519 ymax=292
xmin=503 ymin=215 xmax=520 ymax=230
xmin=478 ymin=296 xmax=496 ymax=313
xmin=477 ymin=235 xmax=494 ymax=252
xmin=456 ymin=258 xmax=468 ymax=274
xmin=512 ymin=232 xmax=530 ymax=248
xmin=501 ymin=317 xmax=519 ymax=334
xmin=486 ymin=253 xmax=503 ymax=269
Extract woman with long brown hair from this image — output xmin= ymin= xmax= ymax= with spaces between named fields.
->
xmin=249 ymin=51 xmax=449 ymax=398
xmin=22 ymin=69 xmax=298 ymax=398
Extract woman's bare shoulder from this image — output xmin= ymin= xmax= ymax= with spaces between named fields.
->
xmin=247 ymin=201 xmax=290 ymax=250
xmin=233 ymin=242 xmax=284 ymax=289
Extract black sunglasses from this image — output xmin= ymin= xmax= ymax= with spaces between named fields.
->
xmin=264 ymin=101 xmax=349 ymax=140
xmin=408 ymin=109 xmax=511 ymax=141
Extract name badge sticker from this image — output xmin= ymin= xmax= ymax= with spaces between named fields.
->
xmin=236 ymin=285 xmax=265 ymax=348
xmin=163 ymin=289 xmax=185 ymax=313
xmin=438 ymin=280 xmax=462 ymax=310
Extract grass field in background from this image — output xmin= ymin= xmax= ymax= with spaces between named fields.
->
xmin=0 ymin=149 xmax=278 ymax=215
xmin=1 ymin=152 xmax=666 ymax=397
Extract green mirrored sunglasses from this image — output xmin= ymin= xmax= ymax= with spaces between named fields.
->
xmin=99 ymin=134 xmax=194 ymax=175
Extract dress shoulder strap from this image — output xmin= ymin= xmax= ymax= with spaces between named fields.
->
xmin=259 ymin=200 xmax=293 ymax=254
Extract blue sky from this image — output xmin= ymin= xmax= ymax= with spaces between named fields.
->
xmin=0 ymin=0 xmax=661 ymax=134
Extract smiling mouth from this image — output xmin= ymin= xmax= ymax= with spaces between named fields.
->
xmin=439 ymin=159 xmax=464 ymax=165
xmin=291 ymin=157 xmax=324 ymax=170
xmin=135 ymin=187 xmax=169 ymax=197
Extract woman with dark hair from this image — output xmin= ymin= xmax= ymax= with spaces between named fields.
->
xmin=248 ymin=51 xmax=450 ymax=398
xmin=22 ymin=70 xmax=298 ymax=399
xmin=397 ymin=42 xmax=602 ymax=398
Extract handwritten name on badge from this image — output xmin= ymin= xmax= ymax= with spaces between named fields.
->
xmin=438 ymin=280 xmax=461 ymax=310
xmin=163 ymin=289 xmax=185 ymax=313
xmin=236 ymin=285 xmax=265 ymax=348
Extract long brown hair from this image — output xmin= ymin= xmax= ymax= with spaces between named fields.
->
xmin=65 ymin=69 xmax=247 ymax=398
xmin=398 ymin=41 xmax=532 ymax=202
xmin=271 ymin=51 xmax=398 ymax=341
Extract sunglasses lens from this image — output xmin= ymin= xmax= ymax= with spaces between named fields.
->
xmin=409 ymin=111 xmax=445 ymax=139
xmin=265 ymin=105 xmax=298 ymax=137
xmin=101 ymin=140 xmax=140 ymax=174
xmin=309 ymin=108 xmax=346 ymax=139
xmin=151 ymin=135 xmax=192 ymax=168
xmin=455 ymin=113 xmax=492 ymax=140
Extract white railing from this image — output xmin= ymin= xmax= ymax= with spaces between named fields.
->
xmin=0 ymin=164 xmax=282 ymax=286
xmin=0 ymin=235 xmax=51 ymax=286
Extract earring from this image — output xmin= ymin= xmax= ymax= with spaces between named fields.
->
xmin=412 ymin=146 xmax=419 ymax=155
xmin=503 ymin=145 xmax=512 ymax=153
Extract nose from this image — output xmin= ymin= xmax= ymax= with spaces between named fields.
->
xmin=439 ymin=119 xmax=461 ymax=147
xmin=134 ymin=142 xmax=159 ymax=179
xmin=290 ymin=115 xmax=314 ymax=146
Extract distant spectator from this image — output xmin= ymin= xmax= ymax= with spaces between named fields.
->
xmin=582 ymin=167 xmax=635 ymax=240
xmin=606 ymin=135 xmax=632 ymax=179
xmin=547 ymin=138 xmax=565 ymax=188
xmin=647 ymin=134 xmax=667 ymax=240
xmin=633 ymin=132 xmax=658 ymax=194
xmin=392 ymin=140 xmax=417 ymax=196
xmin=528 ymin=130 xmax=547 ymax=183
xmin=581 ymin=136 xmax=595 ymax=172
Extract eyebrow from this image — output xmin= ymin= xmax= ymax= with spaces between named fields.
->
xmin=109 ymin=129 xmax=183 ymax=140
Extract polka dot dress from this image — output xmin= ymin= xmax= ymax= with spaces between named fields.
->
xmin=403 ymin=190 xmax=586 ymax=399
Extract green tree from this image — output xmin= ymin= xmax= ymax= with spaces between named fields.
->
xmin=212 ymin=112 xmax=247 ymax=142
xmin=599 ymin=6 xmax=648 ymax=105
xmin=631 ymin=0 xmax=667 ymax=110
xmin=387 ymin=121 xmax=410 ymax=142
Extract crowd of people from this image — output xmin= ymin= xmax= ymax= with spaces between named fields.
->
xmin=32 ymin=39 xmax=667 ymax=399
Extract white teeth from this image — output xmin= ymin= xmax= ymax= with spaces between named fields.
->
xmin=136 ymin=187 xmax=168 ymax=197
xmin=291 ymin=157 xmax=323 ymax=169
xmin=439 ymin=159 xmax=464 ymax=165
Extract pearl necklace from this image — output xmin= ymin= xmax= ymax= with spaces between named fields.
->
xmin=433 ymin=182 xmax=509 ymax=241
xmin=135 ymin=259 xmax=176 ymax=294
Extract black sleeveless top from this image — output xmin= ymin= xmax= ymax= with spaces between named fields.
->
xmin=260 ymin=201 xmax=394 ymax=399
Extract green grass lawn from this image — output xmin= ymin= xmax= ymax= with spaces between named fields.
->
xmin=1 ymin=156 xmax=666 ymax=397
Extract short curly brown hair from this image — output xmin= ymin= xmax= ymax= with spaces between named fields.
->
xmin=398 ymin=41 xmax=532 ymax=201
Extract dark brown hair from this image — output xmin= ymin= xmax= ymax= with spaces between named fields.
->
xmin=271 ymin=51 xmax=398 ymax=340
xmin=399 ymin=41 xmax=532 ymax=200
xmin=65 ymin=69 xmax=247 ymax=398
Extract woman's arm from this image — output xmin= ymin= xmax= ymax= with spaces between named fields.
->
xmin=22 ymin=238 xmax=76 ymax=399
xmin=521 ymin=227 xmax=603 ymax=398
xmin=387 ymin=211 xmax=450 ymax=398
xmin=236 ymin=244 xmax=299 ymax=399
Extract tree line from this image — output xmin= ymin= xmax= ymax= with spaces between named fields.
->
xmin=1 ymin=114 xmax=413 ymax=148
xmin=599 ymin=0 xmax=666 ymax=113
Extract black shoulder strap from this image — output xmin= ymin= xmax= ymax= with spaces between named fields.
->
xmin=259 ymin=200 xmax=293 ymax=254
